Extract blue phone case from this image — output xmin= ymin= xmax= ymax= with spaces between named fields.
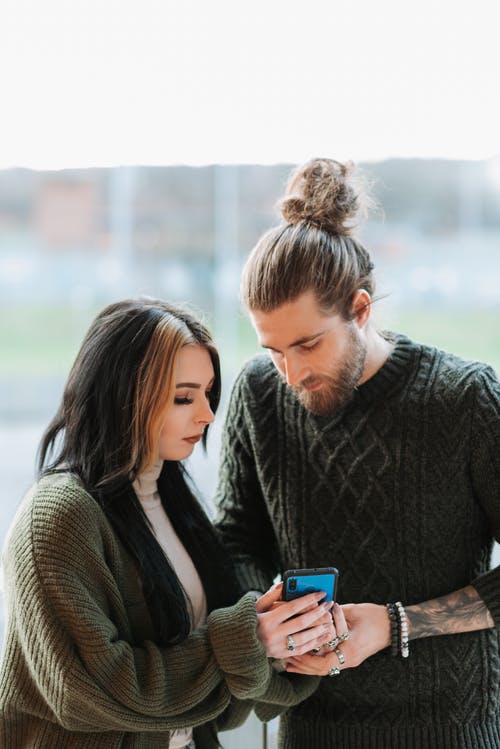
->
xmin=283 ymin=567 xmax=338 ymax=603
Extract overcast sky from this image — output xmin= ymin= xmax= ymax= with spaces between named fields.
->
xmin=1 ymin=0 xmax=499 ymax=169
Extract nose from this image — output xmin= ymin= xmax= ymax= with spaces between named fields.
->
xmin=282 ymin=355 xmax=307 ymax=387
xmin=196 ymin=398 xmax=215 ymax=425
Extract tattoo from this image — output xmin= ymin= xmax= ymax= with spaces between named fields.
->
xmin=405 ymin=585 xmax=495 ymax=641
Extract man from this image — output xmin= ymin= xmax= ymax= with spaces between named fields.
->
xmin=215 ymin=158 xmax=500 ymax=748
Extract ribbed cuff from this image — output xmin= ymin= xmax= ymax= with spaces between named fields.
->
xmin=471 ymin=568 xmax=500 ymax=628
xmin=207 ymin=592 xmax=271 ymax=700
xmin=254 ymin=674 xmax=320 ymax=723
xmin=280 ymin=714 xmax=500 ymax=748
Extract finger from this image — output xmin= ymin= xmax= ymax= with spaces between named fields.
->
xmin=312 ymin=614 xmax=335 ymax=643
xmin=285 ymin=659 xmax=329 ymax=676
xmin=294 ymin=624 xmax=330 ymax=655
xmin=270 ymin=600 xmax=288 ymax=610
xmin=284 ymin=602 xmax=333 ymax=633
xmin=332 ymin=602 xmax=349 ymax=637
xmin=287 ymin=655 xmax=316 ymax=664
xmin=314 ymin=624 xmax=337 ymax=648
xmin=255 ymin=582 xmax=283 ymax=613
xmin=279 ymin=591 xmax=329 ymax=620
xmin=285 ymin=663 xmax=319 ymax=675
xmin=305 ymin=630 xmax=338 ymax=653
xmin=317 ymin=610 xmax=336 ymax=628
xmin=287 ymin=651 xmax=337 ymax=676
xmin=288 ymin=623 xmax=334 ymax=655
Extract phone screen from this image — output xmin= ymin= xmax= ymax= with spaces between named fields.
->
xmin=283 ymin=567 xmax=338 ymax=603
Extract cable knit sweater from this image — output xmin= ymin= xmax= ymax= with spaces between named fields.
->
xmin=215 ymin=334 xmax=500 ymax=749
xmin=0 ymin=473 xmax=318 ymax=748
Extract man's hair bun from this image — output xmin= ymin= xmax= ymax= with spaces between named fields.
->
xmin=279 ymin=158 xmax=363 ymax=236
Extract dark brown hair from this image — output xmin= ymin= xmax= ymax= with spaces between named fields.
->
xmin=242 ymin=158 xmax=375 ymax=319
xmin=39 ymin=298 xmax=220 ymax=484
xmin=38 ymin=298 xmax=239 ymax=645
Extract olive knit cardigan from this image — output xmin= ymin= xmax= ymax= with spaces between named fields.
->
xmin=0 ymin=473 xmax=317 ymax=748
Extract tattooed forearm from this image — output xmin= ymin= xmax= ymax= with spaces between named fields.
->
xmin=405 ymin=585 xmax=495 ymax=641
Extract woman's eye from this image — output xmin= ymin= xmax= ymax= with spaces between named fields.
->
xmin=174 ymin=397 xmax=193 ymax=405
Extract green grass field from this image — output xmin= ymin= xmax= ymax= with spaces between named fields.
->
xmin=0 ymin=304 xmax=98 ymax=376
xmin=380 ymin=307 xmax=500 ymax=372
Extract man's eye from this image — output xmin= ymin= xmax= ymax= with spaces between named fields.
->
xmin=301 ymin=341 xmax=319 ymax=352
xmin=174 ymin=397 xmax=193 ymax=405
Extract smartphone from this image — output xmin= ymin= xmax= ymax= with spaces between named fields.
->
xmin=282 ymin=567 xmax=339 ymax=603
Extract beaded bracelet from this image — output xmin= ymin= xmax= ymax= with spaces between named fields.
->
xmin=395 ymin=601 xmax=410 ymax=658
xmin=386 ymin=601 xmax=410 ymax=658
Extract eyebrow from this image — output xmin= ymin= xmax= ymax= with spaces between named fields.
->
xmin=176 ymin=377 xmax=215 ymax=389
xmin=262 ymin=331 xmax=325 ymax=351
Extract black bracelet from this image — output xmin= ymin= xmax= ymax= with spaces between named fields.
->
xmin=385 ymin=602 xmax=399 ymax=656
xmin=386 ymin=601 xmax=410 ymax=658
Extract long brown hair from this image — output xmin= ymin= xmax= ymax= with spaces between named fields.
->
xmin=242 ymin=158 xmax=375 ymax=319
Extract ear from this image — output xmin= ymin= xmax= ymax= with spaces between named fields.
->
xmin=351 ymin=289 xmax=371 ymax=328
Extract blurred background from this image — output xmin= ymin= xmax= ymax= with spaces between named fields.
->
xmin=1 ymin=1 xmax=500 ymax=746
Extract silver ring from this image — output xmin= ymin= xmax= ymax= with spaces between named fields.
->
xmin=326 ymin=636 xmax=341 ymax=650
xmin=328 ymin=666 xmax=341 ymax=677
xmin=287 ymin=635 xmax=296 ymax=652
xmin=340 ymin=631 xmax=350 ymax=642
xmin=335 ymin=647 xmax=345 ymax=665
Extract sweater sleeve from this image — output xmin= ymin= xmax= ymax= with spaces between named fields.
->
xmin=214 ymin=365 xmax=282 ymax=594
xmin=215 ymin=672 xmax=320 ymax=732
xmin=469 ymin=366 xmax=500 ymax=627
xmin=3 ymin=477 xmax=275 ymax=734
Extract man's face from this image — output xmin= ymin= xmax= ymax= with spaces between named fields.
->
xmin=249 ymin=290 xmax=367 ymax=415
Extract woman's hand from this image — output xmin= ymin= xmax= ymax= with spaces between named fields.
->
xmin=285 ymin=602 xmax=391 ymax=675
xmin=255 ymin=583 xmax=335 ymax=659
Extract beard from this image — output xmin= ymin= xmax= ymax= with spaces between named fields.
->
xmin=292 ymin=326 xmax=367 ymax=416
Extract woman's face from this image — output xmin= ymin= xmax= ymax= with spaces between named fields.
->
xmin=158 ymin=345 xmax=215 ymax=461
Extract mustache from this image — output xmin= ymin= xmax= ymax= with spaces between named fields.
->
xmin=294 ymin=374 xmax=335 ymax=392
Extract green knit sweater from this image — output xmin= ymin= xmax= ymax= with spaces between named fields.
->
xmin=0 ymin=473 xmax=318 ymax=748
xmin=215 ymin=334 xmax=500 ymax=749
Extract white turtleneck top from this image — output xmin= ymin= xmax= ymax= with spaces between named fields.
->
xmin=133 ymin=460 xmax=206 ymax=749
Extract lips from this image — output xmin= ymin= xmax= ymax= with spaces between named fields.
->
xmin=183 ymin=434 xmax=203 ymax=444
xmin=300 ymin=378 xmax=323 ymax=392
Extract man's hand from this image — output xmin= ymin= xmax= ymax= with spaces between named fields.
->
xmin=286 ymin=602 xmax=390 ymax=675
xmin=286 ymin=585 xmax=496 ymax=676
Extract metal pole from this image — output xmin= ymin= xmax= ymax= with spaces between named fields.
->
xmin=262 ymin=721 xmax=268 ymax=749
xmin=213 ymin=164 xmax=240 ymax=380
xmin=110 ymin=165 xmax=135 ymax=294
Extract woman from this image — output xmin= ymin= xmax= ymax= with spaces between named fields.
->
xmin=0 ymin=298 xmax=336 ymax=748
